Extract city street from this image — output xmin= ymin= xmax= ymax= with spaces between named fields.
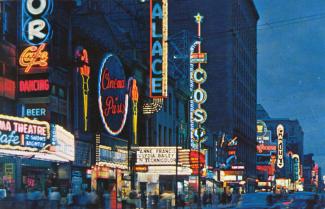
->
xmin=0 ymin=0 xmax=325 ymax=209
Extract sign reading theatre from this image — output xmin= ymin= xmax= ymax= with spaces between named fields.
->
xmin=0 ymin=114 xmax=50 ymax=151
xmin=98 ymin=54 xmax=128 ymax=136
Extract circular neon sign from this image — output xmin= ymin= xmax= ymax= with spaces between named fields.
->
xmin=98 ymin=54 xmax=128 ymax=136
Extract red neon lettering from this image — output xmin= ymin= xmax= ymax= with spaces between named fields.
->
xmin=103 ymin=96 xmax=125 ymax=116
xmin=101 ymin=70 xmax=125 ymax=90
xmin=19 ymin=79 xmax=49 ymax=93
xmin=19 ymin=44 xmax=48 ymax=73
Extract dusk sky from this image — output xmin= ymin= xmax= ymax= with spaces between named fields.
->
xmin=254 ymin=0 xmax=325 ymax=170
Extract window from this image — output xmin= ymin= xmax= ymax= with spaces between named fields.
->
xmin=169 ymin=128 xmax=172 ymax=145
xmin=159 ymin=125 xmax=162 ymax=146
xmin=164 ymin=127 xmax=167 ymax=145
xmin=176 ymin=98 xmax=179 ymax=119
xmin=169 ymin=93 xmax=172 ymax=115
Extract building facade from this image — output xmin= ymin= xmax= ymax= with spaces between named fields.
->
xmin=169 ymin=0 xmax=259 ymax=192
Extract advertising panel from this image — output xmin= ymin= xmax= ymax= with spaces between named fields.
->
xmin=136 ymin=147 xmax=176 ymax=165
xmin=98 ymin=54 xmax=129 ymax=136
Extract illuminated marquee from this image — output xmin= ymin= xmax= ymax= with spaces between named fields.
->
xmin=22 ymin=0 xmax=53 ymax=45
xmin=75 ymin=46 xmax=90 ymax=131
xmin=0 ymin=114 xmax=50 ymax=151
xmin=98 ymin=54 xmax=128 ymax=136
xmin=150 ymin=0 xmax=168 ymax=98
xmin=276 ymin=124 xmax=284 ymax=168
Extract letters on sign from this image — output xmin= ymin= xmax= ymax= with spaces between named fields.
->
xmin=19 ymin=44 xmax=48 ymax=73
xmin=150 ymin=0 xmax=168 ymax=98
xmin=276 ymin=124 xmax=284 ymax=169
xmin=98 ymin=54 xmax=129 ymax=136
xmin=22 ymin=0 xmax=53 ymax=45
xmin=0 ymin=114 xmax=50 ymax=150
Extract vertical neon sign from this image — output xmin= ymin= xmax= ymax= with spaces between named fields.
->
xmin=22 ymin=0 xmax=53 ymax=45
xmin=149 ymin=0 xmax=168 ymax=98
xmin=190 ymin=13 xmax=208 ymax=148
xmin=75 ymin=47 xmax=90 ymax=132
xmin=276 ymin=124 xmax=284 ymax=169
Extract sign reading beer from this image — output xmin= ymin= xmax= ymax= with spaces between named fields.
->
xmin=136 ymin=147 xmax=176 ymax=165
xmin=149 ymin=0 xmax=168 ymax=98
xmin=22 ymin=103 xmax=49 ymax=121
xmin=98 ymin=54 xmax=128 ymax=136
xmin=18 ymin=73 xmax=50 ymax=97
xmin=22 ymin=0 xmax=53 ymax=45
xmin=276 ymin=124 xmax=284 ymax=169
xmin=0 ymin=114 xmax=50 ymax=151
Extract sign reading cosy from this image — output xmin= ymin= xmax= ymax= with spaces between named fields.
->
xmin=98 ymin=54 xmax=128 ymax=136
xmin=136 ymin=147 xmax=176 ymax=165
xmin=0 ymin=114 xmax=50 ymax=150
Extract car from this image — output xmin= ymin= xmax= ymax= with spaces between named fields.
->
xmin=288 ymin=192 xmax=320 ymax=209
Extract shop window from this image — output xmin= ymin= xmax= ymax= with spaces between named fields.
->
xmin=164 ymin=126 xmax=167 ymax=145
xmin=159 ymin=125 xmax=162 ymax=146
xmin=169 ymin=128 xmax=172 ymax=145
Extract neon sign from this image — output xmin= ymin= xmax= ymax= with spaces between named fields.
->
xmin=98 ymin=54 xmax=128 ymax=136
xmin=22 ymin=0 xmax=53 ymax=45
xmin=190 ymin=13 xmax=208 ymax=147
xmin=292 ymin=154 xmax=300 ymax=182
xmin=75 ymin=47 xmax=90 ymax=131
xmin=0 ymin=114 xmax=50 ymax=151
xmin=256 ymin=144 xmax=276 ymax=154
xmin=19 ymin=44 xmax=48 ymax=73
xmin=276 ymin=124 xmax=284 ymax=168
xmin=19 ymin=79 xmax=49 ymax=93
xmin=149 ymin=0 xmax=168 ymax=98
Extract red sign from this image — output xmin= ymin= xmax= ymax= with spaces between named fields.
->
xmin=19 ymin=44 xmax=48 ymax=73
xmin=256 ymin=165 xmax=275 ymax=176
xmin=190 ymin=150 xmax=205 ymax=175
xmin=0 ymin=77 xmax=15 ymax=99
xmin=256 ymin=144 xmax=276 ymax=154
xmin=19 ymin=79 xmax=49 ymax=93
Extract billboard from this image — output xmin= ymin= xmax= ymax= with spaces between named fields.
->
xmin=98 ymin=54 xmax=128 ymax=136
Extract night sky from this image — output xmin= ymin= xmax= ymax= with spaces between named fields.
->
xmin=254 ymin=0 xmax=325 ymax=171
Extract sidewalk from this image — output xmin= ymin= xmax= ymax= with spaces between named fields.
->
xmin=177 ymin=203 xmax=236 ymax=209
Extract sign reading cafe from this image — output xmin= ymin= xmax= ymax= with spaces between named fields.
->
xmin=98 ymin=54 xmax=129 ymax=136
xmin=0 ymin=114 xmax=50 ymax=150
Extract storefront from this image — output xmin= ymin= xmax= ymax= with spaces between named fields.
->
xmin=0 ymin=114 xmax=75 ymax=193
xmin=91 ymin=145 xmax=128 ymax=209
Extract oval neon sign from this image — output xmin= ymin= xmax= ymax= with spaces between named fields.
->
xmin=98 ymin=54 xmax=128 ymax=136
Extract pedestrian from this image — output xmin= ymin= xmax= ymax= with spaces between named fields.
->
xmin=66 ymin=189 xmax=74 ymax=209
xmin=49 ymin=187 xmax=61 ymax=209
xmin=87 ymin=189 xmax=98 ymax=209
xmin=152 ymin=191 xmax=159 ymax=209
